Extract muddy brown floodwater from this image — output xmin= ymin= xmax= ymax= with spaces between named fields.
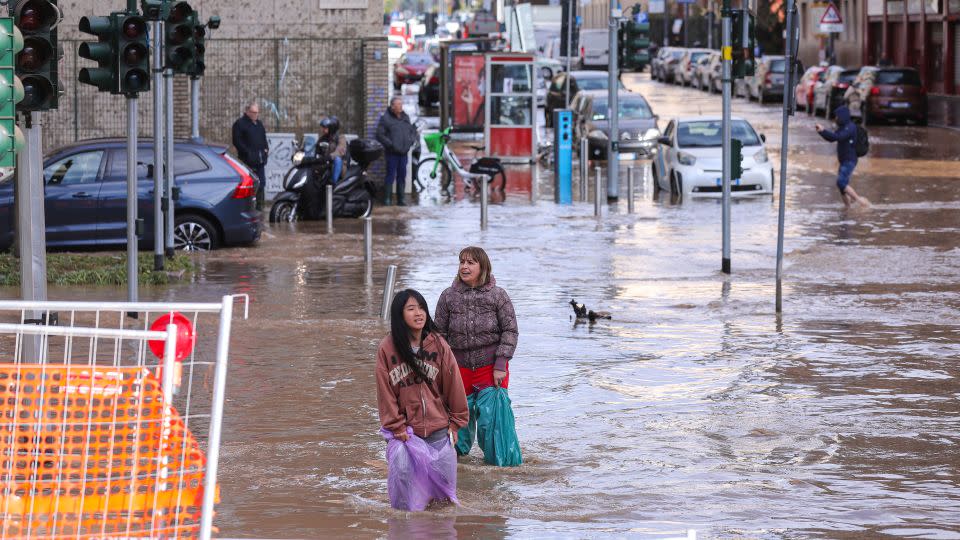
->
xmin=3 ymin=74 xmax=959 ymax=539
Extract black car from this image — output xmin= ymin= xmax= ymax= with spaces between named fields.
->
xmin=545 ymin=70 xmax=625 ymax=127
xmin=0 ymin=138 xmax=262 ymax=252
xmin=417 ymin=63 xmax=441 ymax=107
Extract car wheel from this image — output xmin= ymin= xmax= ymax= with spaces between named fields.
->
xmin=269 ymin=200 xmax=298 ymax=223
xmin=651 ymin=163 xmax=662 ymax=193
xmin=174 ymin=214 xmax=220 ymax=251
xmin=670 ymin=172 xmax=681 ymax=195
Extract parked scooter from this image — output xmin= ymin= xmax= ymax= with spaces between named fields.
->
xmin=269 ymin=138 xmax=383 ymax=223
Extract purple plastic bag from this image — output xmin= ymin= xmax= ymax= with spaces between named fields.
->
xmin=381 ymin=427 xmax=459 ymax=511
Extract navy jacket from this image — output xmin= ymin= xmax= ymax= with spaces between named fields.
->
xmin=232 ymin=115 xmax=269 ymax=167
xmin=375 ymin=109 xmax=417 ymax=156
xmin=818 ymin=106 xmax=858 ymax=164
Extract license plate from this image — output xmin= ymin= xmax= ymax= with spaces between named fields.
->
xmin=890 ymin=102 xmax=910 ymax=108
xmin=715 ymin=178 xmax=741 ymax=186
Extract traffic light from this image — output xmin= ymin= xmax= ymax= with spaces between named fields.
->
xmin=0 ymin=18 xmax=25 ymax=167
xmin=165 ymin=1 xmax=197 ymax=74
xmin=731 ymin=138 xmax=744 ymax=180
xmin=730 ymin=9 xmax=755 ymax=79
xmin=187 ymin=15 xmax=219 ymax=78
xmin=618 ymin=18 xmax=650 ymax=72
xmin=78 ymin=15 xmax=117 ymax=93
xmin=117 ymin=14 xmax=149 ymax=94
xmin=14 ymin=0 xmax=59 ymax=111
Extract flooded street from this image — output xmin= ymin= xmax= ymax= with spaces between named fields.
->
xmin=5 ymin=73 xmax=960 ymax=538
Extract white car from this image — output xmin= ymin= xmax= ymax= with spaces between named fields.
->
xmin=652 ymin=116 xmax=774 ymax=197
xmin=387 ymin=35 xmax=406 ymax=65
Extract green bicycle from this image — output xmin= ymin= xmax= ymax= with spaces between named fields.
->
xmin=411 ymin=126 xmax=507 ymax=194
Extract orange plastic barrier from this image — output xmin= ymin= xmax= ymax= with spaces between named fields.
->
xmin=0 ymin=365 xmax=211 ymax=538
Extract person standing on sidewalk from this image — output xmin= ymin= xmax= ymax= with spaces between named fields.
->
xmin=232 ymin=100 xmax=269 ymax=210
xmin=375 ymin=96 xmax=417 ymax=206
xmin=816 ymin=105 xmax=864 ymax=208
xmin=434 ymin=246 xmax=520 ymax=462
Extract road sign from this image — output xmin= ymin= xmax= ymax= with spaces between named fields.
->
xmin=819 ymin=3 xmax=843 ymax=34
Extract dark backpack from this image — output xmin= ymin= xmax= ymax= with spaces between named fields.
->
xmin=854 ymin=124 xmax=869 ymax=157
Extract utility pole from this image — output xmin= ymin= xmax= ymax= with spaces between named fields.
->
xmin=606 ymin=3 xmax=620 ymax=201
xmin=164 ymin=67 xmax=174 ymax=257
xmin=776 ymin=0 xmax=799 ymax=313
xmin=152 ymin=18 xmax=164 ymax=270
xmin=721 ymin=0 xmax=732 ymax=274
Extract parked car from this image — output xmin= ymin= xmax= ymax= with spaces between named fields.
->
xmin=387 ymin=35 xmax=406 ymax=64
xmin=795 ymin=65 xmax=827 ymax=114
xmin=393 ymin=52 xmax=434 ymax=89
xmin=0 ymin=139 xmax=262 ymax=252
xmin=417 ymin=63 xmax=441 ymax=107
xmin=652 ymin=47 xmax=679 ymax=83
xmin=543 ymin=35 xmax=582 ymax=70
xmin=845 ymin=66 xmax=927 ymax=125
xmin=673 ymin=48 xmax=712 ymax=86
xmin=701 ymin=52 xmax=723 ymax=93
xmin=545 ymin=70 xmax=625 ymax=127
xmin=813 ymin=66 xmax=858 ymax=118
xmin=745 ymin=55 xmax=787 ymax=103
xmin=652 ymin=116 xmax=773 ymax=197
xmin=693 ymin=52 xmax=719 ymax=91
xmin=580 ymin=29 xmax=610 ymax=69
xmin=572 ymin=90 xmax=660 ymax=160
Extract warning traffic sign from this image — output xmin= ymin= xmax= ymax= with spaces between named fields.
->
xmin=819 ymin=3 xmax=843 ymax=34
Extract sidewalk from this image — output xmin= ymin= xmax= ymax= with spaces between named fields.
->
xmin=929 ymin=94 xmax=960 ymax=130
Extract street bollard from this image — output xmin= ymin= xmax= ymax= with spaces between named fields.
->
xmin=380 ymin=264 xmax=397 ymax=320
xmin=326 ymin=185 xmax=334 ymax=234
xmin=594 ymin=166 xmax=602 ymax=217
xmin=580 ymin=137 xmax=589 ymax=202
xmin=480 ymin=177 xmax=489 ymax=230
xmin=363 ymin=216 xmax=372 ymax=264
xmin=627 ymin=166 xmax=635 ymax=214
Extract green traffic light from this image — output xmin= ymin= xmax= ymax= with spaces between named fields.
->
xmin=0 ymin=21 xmax=24 ymax=65
xmin=0 ymin=121 xmax=24 ymax=167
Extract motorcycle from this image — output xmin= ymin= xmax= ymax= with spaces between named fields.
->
xmin=269 ymin=138 xmax=383 ymax=223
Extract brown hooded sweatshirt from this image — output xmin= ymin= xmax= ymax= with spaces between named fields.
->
xmin=376 ymin=331 xmax=469 ymax=438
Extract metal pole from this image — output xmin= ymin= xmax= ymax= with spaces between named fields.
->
xmin=380 ymin=265 xmax=398 ymax=320
xmin=663 ymin=3 xmax=669 ymax=46
xmin=579 ymin=136 xmax=588 ymax=201
xmin=564 ymin=0 xmax=573 ymax=105
xmin=776 ymin=0 xmax=797 ymax=313
xmin=326 ymin=184 xmax=334 ymax=234
xmin=721 ymin=8 xmax=732 ymax=274
xmin=480 ymin=177 xmax=489 ymax=229
xmin=708 ymin=10 xmax=714 ymax=49
xmin=199 ymin=295 xmax=234 ymax=540
xmin=627 ymin=165 xmax=635 ymax=213
xmin=16 ymin=112 xmax=47 ymax=362
xmin=607 ymin=8 xmax=620 ymax=201
xmin=152 ymin=21 xmax=164 ymax=270
xmin=127 ymin=97 xmax=139 ymax=302
xmin=363 ymin=216 xmax=373 ymax=264
xmin=594 ymin=165 xmax=602 ymax=217
xmin=684 ymin=3 xmax=689 ymax=47
xmin=164 ymin=69 xmax=175 ymax=258
xmin=190 ymin=77 xmax=201 ymax=142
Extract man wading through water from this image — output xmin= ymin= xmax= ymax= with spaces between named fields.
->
xmin=816 ymin=105 xmax=867 ymax=208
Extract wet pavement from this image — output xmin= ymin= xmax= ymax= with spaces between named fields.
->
xmin=4 ymin=73 xmax=960 ymax=538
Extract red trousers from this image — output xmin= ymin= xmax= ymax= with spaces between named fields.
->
xmin=459 ymin=364 xmax=509 ymax=397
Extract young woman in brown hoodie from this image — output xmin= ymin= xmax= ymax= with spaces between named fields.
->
xmin=434 ymin=246 xmax=520 ymax=459
xmin=376 ymin=288 xmax=469 ymax=445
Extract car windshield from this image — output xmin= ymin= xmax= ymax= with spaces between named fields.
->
xmin=770 ymin=59 xmax=786 ymax=73
xmin=690 ymin=52 xmax=710 ymax=62
xmin=591 ymin=99 xmax=653 ymax=120
xmin=839 ymin=70 xmax=859 ymax=83
xmin=404 ymin=53 xmax=433 ymax=65
xmin=677 ymin=120 xmax=760 ymax=147
xmin=877 ymin=69 xmax=921 ymax=85
xmin=577 ymin=77 xmax=626 ymax=91
xmin=671 ymin=50 xmax=684 ymax=59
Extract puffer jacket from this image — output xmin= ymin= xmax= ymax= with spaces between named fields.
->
xmin=434 ymin=275 xmax=518 ymax=371
xmin=818 ymin=105 xmax=858 ymax=164
xmin=375 ymin=108 xmax=417 ymax=156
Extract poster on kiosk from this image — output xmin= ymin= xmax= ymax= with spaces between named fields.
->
xmin=484 ymin=53 xmax=537 ymax=163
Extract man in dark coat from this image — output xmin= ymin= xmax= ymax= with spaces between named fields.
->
xmin=375 ymin=96 xmax=417 ymax=206
xmin=816 ymin=105 xmax=864 ymax=208
xmin=232 ymin=100 xmax=269 ymax=209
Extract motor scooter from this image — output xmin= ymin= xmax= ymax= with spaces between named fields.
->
xmin=269 ymin=139 xmax=383 ymax=223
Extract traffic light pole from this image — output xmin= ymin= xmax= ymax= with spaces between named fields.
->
xmin=776 ymin=0 xmax=798 ymax=312
xmin=164 ymin=68 xmax=175 ymax=257
xmin=126 ymin=97 xmax=139 ymax=303
xmin=606 ymin=7 xmax=619 ymax=201
xmin=152 ymin=19 xmax=164 ymax=270
xmin=16 ymin=112 xmax=48 ymax=360
xmin=721 ymin=4 xmax=732 ymax=274
xmin=190 ymin=76 xmax=200 ymax=141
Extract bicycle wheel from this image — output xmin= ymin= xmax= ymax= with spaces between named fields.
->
xmin=415 ymin=158 xmax=453 ymax=193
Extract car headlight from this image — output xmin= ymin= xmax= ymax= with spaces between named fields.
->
xmin=292 ymin=151 xmax=304 ymax=165
xmin=640 ymin=128 xmax=660 ymax=141
xmin=620 ymin=131 xmax=631 ymax=141
xmin=588 ymin=129 xmax=608 ymax=140
xmin=753 ymin=148 xmax=768 ymax=163
xmin=677 ymin=151 xmax=696 ymax=166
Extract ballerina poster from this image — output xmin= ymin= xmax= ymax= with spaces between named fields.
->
xmin=453 ymin=54 xmax=486 ymax=131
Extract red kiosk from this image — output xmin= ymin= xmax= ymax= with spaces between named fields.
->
xmin=484 ymin=53 xmax=537 ymax=163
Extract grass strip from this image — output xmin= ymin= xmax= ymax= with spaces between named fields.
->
xmin=0 ymin=253 xmax=194 ymax=287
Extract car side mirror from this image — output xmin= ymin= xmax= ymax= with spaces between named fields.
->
xmin=657 ymin=136 xmax=672 ymax=146
xmin=760 ymin=134 xmax=766 ymax=142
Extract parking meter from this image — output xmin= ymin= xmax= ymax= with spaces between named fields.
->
xmin=553 ymin=109 xmax=573 ymax=204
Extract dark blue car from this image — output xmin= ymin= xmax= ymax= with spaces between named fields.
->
xmin=0 ymin=138 xmax=261 ymax=252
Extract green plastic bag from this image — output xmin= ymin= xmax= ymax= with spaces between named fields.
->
xmin=456 ymin=386 xmax=522 ymax=467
